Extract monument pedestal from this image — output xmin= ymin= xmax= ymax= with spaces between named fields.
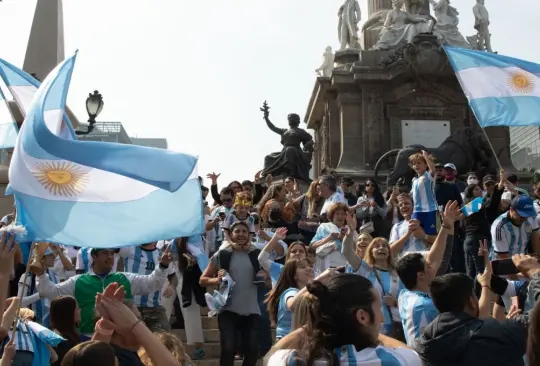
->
xmin=305 ymin=35 xmax=517 ymax=185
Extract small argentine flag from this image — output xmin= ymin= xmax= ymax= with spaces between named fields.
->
xmin=462 ymin=197 xmax=483 ymax=217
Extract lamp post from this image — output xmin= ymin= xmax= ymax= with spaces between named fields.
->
xmin=76 ymin=90 xmax=104 ymax=135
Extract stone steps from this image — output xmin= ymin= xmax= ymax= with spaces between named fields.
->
xmin=173 ymin=307 xmax=270 ymax=366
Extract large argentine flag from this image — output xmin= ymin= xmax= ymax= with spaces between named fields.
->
xmin=9 ymin=52 xmax=203 ymax=247
xmin=444 ymin=46 xmax=540 ymax=128
xmin=0 ymin=57 xmax=75 ymax=140
xmin=0 ymin=87 xmax=18 ymax=148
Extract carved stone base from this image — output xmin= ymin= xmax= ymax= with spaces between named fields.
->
xmin=334 ymin=49 xmax=361 ymax=71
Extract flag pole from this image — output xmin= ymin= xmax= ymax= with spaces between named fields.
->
xmin=10 ymin=241 xmax=36 ymax=341
xmin=480 ymin=127 xmax=503 ymax=171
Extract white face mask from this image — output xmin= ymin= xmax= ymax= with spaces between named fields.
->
xmin=467 ymin=178 xmax=478 ymax=185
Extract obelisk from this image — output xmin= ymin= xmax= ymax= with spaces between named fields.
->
xmin=22 ymin=0 xmax=79 ymax=127
xmin=23 ymin=0 xmax=64 ymax=80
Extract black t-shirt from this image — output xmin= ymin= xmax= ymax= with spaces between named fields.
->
xmin=112 ymin=344 xmax=145 ymax=366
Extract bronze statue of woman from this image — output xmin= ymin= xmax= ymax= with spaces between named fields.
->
xmin=260 ymin=101 xmax=314 ymax=182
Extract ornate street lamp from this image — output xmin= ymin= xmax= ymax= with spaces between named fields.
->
xmin=76 ymin=90 xmax=104 ymax=135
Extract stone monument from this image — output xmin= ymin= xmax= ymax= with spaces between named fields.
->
xmin=305 ymin=0 xmax=516 ymax=185
xmin=315 ymin=47 xmax=335 ymax=77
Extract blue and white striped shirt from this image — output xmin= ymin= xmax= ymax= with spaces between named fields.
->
xmin=11 ymin=322 xmax=35 ymax=353
xmin=350 ymin=262 xmax=403 ymax=334
xmin=121 ymin=246 xmax=168 ymax=308
xmin=491 ymin=212 xmax=538 ymax=258
xmin=19 ymin=270 xmax=59 ymax=328
xmin=398 ymin=289 xmax=439 ymax=346
xmin=276 ymin=288 xmax=299 ymax=340
xmin=268 ymin=345 xmax=422 ymax=365
xmin=389 ymin=220 xmax=428 ymax=256
xmin=411 ymin=171 xmax=437 ymax=213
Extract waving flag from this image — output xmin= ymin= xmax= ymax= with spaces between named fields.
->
xmin=0 ymin=57 xmax=75 ymax=140
xmin=461 ymin=197 xmax=483 ymax=217
xmin=8 ymin=52 xmax=203 ymax=247
xmin=444 ymin=46 xmax=540 ymax=127
xmin=0 ymin=87 xmax=17 ymax=148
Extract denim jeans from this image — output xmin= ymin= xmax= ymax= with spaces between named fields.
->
xmin=257 ymin=286 xmax=272 ymax=356
xmin=464 ymin=234 xmax=489 ymax=279
xmin=218 ymin=311 xmax=260 ymax=366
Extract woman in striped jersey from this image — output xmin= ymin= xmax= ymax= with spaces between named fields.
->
xmin=265 ymin=258 xmax=314 ymax=341
xmin=342 ymin=213 xmax=405 ymax=341
xmin=266 ymin=271 xmax=421 ymax=365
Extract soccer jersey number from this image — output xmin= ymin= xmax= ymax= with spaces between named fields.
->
xmin=145 ymin=261 xmax=156 ymax=271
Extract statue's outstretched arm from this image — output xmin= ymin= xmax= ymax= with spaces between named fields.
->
xmin=264 ymin=116 xmax=286 ymax=135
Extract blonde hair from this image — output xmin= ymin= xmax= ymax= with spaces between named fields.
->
xmin=409 ymin=152 xmax=434 ymax=165
xmin=364 ymin=237 xmax=396 ymax=270
xmin=138 ymin=332 xmax=191 ymax=366
xmin=305 ymin=181 xmax=320 ymax=217
xmin=291 ymin=292 xmax=315 ymax=330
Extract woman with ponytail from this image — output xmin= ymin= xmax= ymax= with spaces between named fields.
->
xmin=266 ymin=272 xmax=421 ymax=366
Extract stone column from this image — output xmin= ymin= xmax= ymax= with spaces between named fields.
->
xmin=368 ymin=0 xmax=392 ymax=15
xmin=335 ymin=93 xmax=364 ymax=173
xmin=362 ymin=0 xmax=393 ymax=50
xmin=327 ymin=95 xmax=341 ymax=170
xmin=362 ymin=88 xmax=387 ymax=170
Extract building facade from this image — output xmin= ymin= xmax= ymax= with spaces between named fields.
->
xmin=510 ymin=127 xmax=540 ymax=170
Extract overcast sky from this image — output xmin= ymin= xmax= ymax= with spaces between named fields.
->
xmin=0 ymin=0 xmax=539 ymax=189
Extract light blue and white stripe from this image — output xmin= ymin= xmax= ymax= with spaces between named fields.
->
xmin=445 ymin=46 xmax=540 ymax=128
xmin=0 ymin=87 xmax=18 ymax=149
xmin=8 ymin=52 xmax=204 ymax=248
xmin=398 ymin=289 xmax=439 ymax=346
xmin=462 ymin=197 xmax=483 ymax=217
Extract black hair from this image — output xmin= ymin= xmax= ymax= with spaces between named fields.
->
xmin=507 ymin=174 xmax=518 ymax=185
xmin=296 ymin=273 xmax=378 ymax=365
xmin=241 ymin=180 xmax=253 ymax=188
xmin=220 ymin=187 xmax=234 ymax=197
xmin=430 ymin=273 xmax=474 ymax=313
xmin=230 ymin=221 xmax=249 ymax=232
xmin=396 ymin=252 xmax=426 ymax=290
xmin=228 ymin=181 xmax=242 ymax=189
xmin=463 ymin=184 xmax=482 ymax=204
xmin=201 ymin=186 xmax=209 ymax=193
xmin=363 ymin=178 xmax=386 ymax=207
xmin=250 ymin=213 xmax=261 ymax=225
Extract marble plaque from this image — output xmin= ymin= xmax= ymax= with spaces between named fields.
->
xmin=401 ymin=120 xmax=451 ymax=148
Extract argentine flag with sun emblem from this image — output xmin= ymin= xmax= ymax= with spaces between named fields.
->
xmin=444 ymin=46 xmax=540 ymax=127
xmin=7 ymin=51 xmax=203 ymax=248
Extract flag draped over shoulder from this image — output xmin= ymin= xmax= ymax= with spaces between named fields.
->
xmin=8 ymin=52 xmax=203 ymax=248
xmin=0 ymin=87 xmax=17 ymax=148
xmin=444 ymin=46 xmax=540 ymax=128
xmin=461 ymin=197 xmax=483 ymax=217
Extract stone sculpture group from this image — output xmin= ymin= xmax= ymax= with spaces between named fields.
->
xmin=316 ymin=0 xmax=494 ymax=75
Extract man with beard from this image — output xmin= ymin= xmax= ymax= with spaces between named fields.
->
xmin=434 ymin=163 xmax=464 ymax=273
xmin=414 ymin=252 xmax=540 ymax=366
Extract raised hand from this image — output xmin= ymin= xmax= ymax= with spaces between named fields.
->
xmin=159 ymin=245 xmax=173 ymax=267
xmin=476 ymin=240 xmax=492 ymax=289
xmin=442 ymin=200 xmax=462 ymax=225
xmin=512 ymin=254 xmax=540 ymax=279
xmin=206 ymin=172 xmax=220 ymax=184
xmin=274 ymin=227 xmax=288 ymax=241
xmin=506 ymin=304 xmax=522 ymax=319
xmin=346 ymin=212 xmax=357 ymax=232
xmin=0 ymin=232 xmax=17 ymax=278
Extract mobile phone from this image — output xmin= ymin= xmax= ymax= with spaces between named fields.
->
xmin=218 ymin=212 xmax=226 ymax=218
xmin=491 ymin=259 xmax=518 ymax=276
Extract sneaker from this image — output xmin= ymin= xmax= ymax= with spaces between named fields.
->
xmin=192 ymin=348 xmax=206 ymax=360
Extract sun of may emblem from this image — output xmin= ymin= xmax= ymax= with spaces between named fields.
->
xmin=31 ymin=161 xmax=89 ymax=197
xmin=508 ymin=69 xmax=535 ymax=94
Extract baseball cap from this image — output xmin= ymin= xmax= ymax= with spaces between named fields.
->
xmin=435 ymin=162 xmax=444 ymax=168
xmin=510 ymin=195 xmax=537 ymax=218
xmin=341 ymin=176 xmax=354 ymax=186
xmin=444 ymin=163 xmax=457 ymax=171
xmin=482 ymin=175 xmax=496 ymax=184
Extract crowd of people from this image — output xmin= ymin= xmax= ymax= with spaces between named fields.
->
xmin=0 ymin=150 xmax=540 ymax=366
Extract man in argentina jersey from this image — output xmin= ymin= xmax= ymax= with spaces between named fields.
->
xmin=389 ymin=194 xmax=435 ymax=257
xmin=396 ymin=201 xmax=459 ymax=346
xmin=75 ymin=247 xmax=121 ymax=274
xmin=491 ymin=195 xmax=540 ymax=260
xmin=118 ymin=242 xmax=174 ymax=332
